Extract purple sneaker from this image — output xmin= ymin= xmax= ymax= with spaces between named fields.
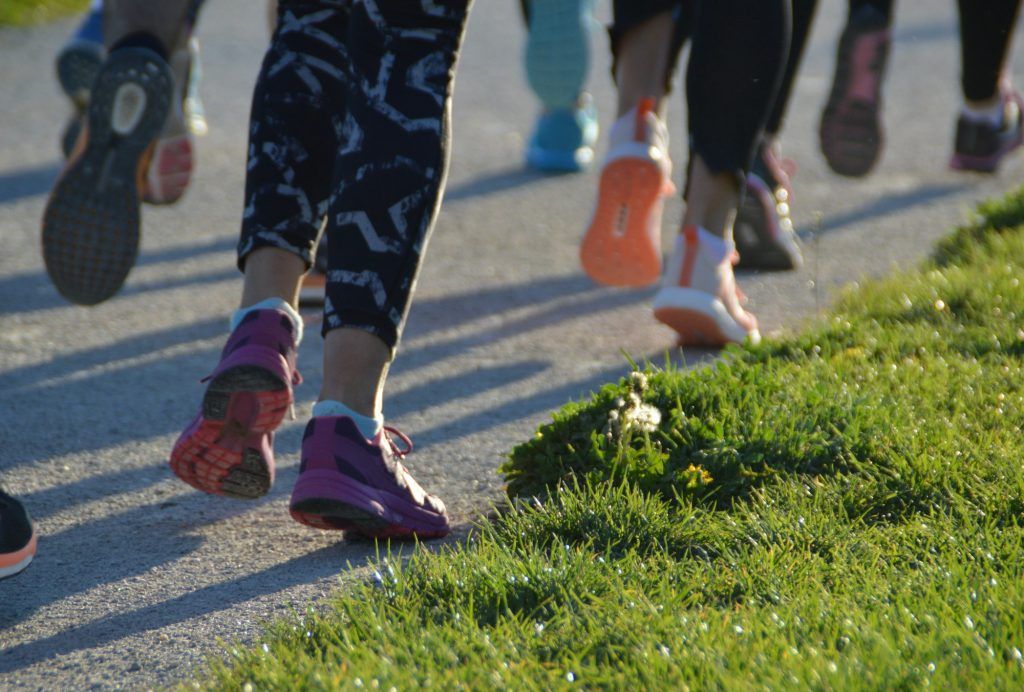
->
xmin=949 ymin=87 xmax=1024 ymax=173
xmin=290 ymin=417 xmax=450 ymax=539
xmin=170 ymin=308 xmax=301 ymax=499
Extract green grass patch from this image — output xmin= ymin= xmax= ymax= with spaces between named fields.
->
xmin=0 ymin=0 xmax=89 ymax=27
xmin=191 ymin=186 xmax=1024 ymax=689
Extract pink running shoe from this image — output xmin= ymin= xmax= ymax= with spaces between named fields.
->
xmin=819 ymin=5 xmax=891 ymax=178
xmin=652 ymin=225 xmax=760 ymax=347
xmin=290 ymin=417 xmax=450 ymax=540
xmin=580 ymin=98 xmax=673 ymax=287
xmin=170 ymin=308 xmax=301 ymax=499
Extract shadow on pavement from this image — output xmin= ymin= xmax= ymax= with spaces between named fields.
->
xmin=0 ymin=162 xmax=59 ymax=206
xmin=805 ymin=181 xmax=970 ymax=237
xmin=0 ymin=542 xmax=380 ymax=674
xmin=443 ymin=165 xmax=559 ymax=203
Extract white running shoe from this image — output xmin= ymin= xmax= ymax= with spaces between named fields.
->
xmin=580 ymin=98 xmax=674 ymax=287
xmin=653 ymin=225 xmax=760 ymax=346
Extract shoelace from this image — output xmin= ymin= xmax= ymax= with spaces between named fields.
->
xmin=383 ymin=426 xmax=413 ymax=458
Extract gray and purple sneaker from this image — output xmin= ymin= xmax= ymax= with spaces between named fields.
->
xmin=290 ymin=417 xmax=450 ymax=540
xmin=170 ymin=308 xmax=301 ymax=499
xmin=949 ymin=88 xmax=1024 ymax=173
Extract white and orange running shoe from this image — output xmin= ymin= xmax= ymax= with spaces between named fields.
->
xmin=652 ymin=225 xmax=760 ymax=347
xmin=580 ymin=98 xmax=673 ymax=288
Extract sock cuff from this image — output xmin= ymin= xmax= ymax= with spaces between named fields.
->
xmin=312 ymin=400 xmax=384 ymax=439
xmin=230 ymin=298 xmax=304 ymax=345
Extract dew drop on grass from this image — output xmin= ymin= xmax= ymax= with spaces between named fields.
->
xmin=964 ymin=616 xmax=975 ymax=630
xmin=566 ymin=671 xmax=575 ymax=682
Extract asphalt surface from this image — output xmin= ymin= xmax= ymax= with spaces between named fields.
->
xmin=2 ymin=1 xmax=1024 ymax=688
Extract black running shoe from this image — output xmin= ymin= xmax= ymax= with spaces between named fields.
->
xmin=819 ymin=5 xmax=891 ymax=178
xmin=735 ymin=143 xmax=803 ymax=271
xmin=42 ymin=47 xmax=173 ymax=305
xmin=0 ymin=488 xmax=37 ymax=580
xmin=949 ymin=88 xmax=1024 ymax=173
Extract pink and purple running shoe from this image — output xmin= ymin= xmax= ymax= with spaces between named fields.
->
xmin=290 ymin=416 xmax=450 ymax=540
xmin=170 ymin=308 xmax=301 ymax=499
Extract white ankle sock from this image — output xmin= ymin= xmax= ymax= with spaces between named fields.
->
xmin=312 ymin=400 xmax=383 ymax=439
xmin=230 ymin=298 xmax=303 ymax=345
xmin=694 ymin=226 xmax=733 ymax=262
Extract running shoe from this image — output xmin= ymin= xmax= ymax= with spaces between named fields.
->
xmin=170 ymin=307 xmax=302 ymax=499
xmin=949 ymin=87 xmax=1024 ymax=173
xmin=652 ymin=225 xmax=760 ymax=347
xmin=141 ymin=40 xmax=200 ymax=205
xmin=56 ymin=6 xmax=104 ymax=157
xmin=580 ymin=99 xmax=673 ymax=288
xmin=734 ymin=142 xmax=803 ymax=271
xmin=526 ymin=95 xmax=599 ymax=172
xmin=290 ymin=417 xmax=450 ymax=540
xmin=43 ymin=47 xmax=174 ymax=306
xmin=819 ymin=5 xmax=891 ymax=178
xmin=0 ymin=488 xmax=37 ymax=581
xmin=524 ymin=0 xmax=594 ymax=109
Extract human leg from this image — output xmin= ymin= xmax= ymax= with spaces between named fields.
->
xmin=287 ymin=0 xmax=473 ymax=539
xmin=579 ymin=2 xmax=684 ymax=287
xmin=950 ymin=0 xmax=1024 ymax=172
xmin=653 ymin=0 xmax=789 ymax=346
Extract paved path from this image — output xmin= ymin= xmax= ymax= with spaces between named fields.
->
xmin=2 ymin=1 xmax=1024 ymax=688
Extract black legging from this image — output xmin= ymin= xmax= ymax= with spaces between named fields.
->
xmin=238 ymin=0 xmax=471 ymax=352
xmin=959 ymin=0 xmax=1021 ymax=102
xmin=610 ymin=1 xmax=790 ymax=183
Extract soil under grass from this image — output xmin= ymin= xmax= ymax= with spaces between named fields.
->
xmin=0 ymin=0 xmax=88 ymax=27
xmin=191 ymin=187 xmax=1024 ymax=689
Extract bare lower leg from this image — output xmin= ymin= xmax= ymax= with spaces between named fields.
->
xmin=240 ymin=247 xmax=305 ymax=309
xmin=682 ymin=155 xmax=740 ymax=239
xmin=321 ymin=329 xmax=391 ymax=419
xmin=104 ymin=0 xmax=193 ymax=52
xmin=614 ymin=11 xmax=675 ymax=117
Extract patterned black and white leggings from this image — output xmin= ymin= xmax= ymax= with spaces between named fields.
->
xmin=237 ymin=0 xmax=472 ymax=351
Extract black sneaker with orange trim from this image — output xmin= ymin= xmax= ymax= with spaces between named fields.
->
xmin=42 ymin=46 xmax=173 ymax=305
xmin=0 ymin=488 xmax=36 ymax=581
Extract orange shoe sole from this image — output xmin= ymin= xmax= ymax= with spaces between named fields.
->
xmin=580 ymin=157 xmax=664 ymax=287
xmin=653 ymin=305 xmax=735 ymax=347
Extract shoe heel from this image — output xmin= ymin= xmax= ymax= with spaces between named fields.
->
xmin=202 ymin=364 xmax=291 ymax=435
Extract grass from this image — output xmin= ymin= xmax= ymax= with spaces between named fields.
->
xmin=0 ymin=0 xmax=88 ymax=27
xmin=190 ymin=186 xmax=1024 ymax=689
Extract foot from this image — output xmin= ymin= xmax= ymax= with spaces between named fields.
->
xmin=290 ymin=417 xmax=450 ymax=539
xmin=652 ymin=226 xmax=760 ymax=347
xmin=949 ymin=87 xmax=1024 ymax=173
xmin=42 ymin=47 xmax=174 ymax=305
xmin=526 ymin=95 xmax=599 ymax=172
xmin=170 ymin=305 xmax=302 ymax=499
xmin=734 ymin=142 xmax=803 ymax=271
xmin=524 ymin=0 xmax=594 ymax=109
xmin=0 ymin=488 xmax=36 ymax=581
xmin=580 ymin=99 xmax=673 ymax=287
xmin=56 ymin=6 xmax=104 ymax=158
xmin=819 ymin=5 xmax=891 ymax=178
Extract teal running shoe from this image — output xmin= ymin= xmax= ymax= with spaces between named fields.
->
xmin=524 ymin=0 xmax=595 ymax=109
xmin=526 ymin=96 xmax=599 ymax=172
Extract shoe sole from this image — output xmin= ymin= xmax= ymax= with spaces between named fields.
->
xmin=169 ymin=365 xmax=290 ymax=499
xmin=734 ymin=178 xmax=803 ymax=271
xmin=42 ymin=48 xmax=173 ymax=305
xmin=290 ymin=470 xmax=450 ymax=539
xmin=525 ymin=0 xmax=592 ymax=108
xmin=0 ymin=530 xmax=37 ymax=580
xmin=526 ymin=141 xmax=594 ymax=172
xmin=56 ymin=40 xmax=104 ymax=108
xmin=580 ymin=156 xmax=664 ymax=287
xmin=819 ymin=27 xmax=889 ymax=178
xmin=653 ymin=287 xmax=760 ymax=347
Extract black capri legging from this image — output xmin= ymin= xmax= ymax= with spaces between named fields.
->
xmin=237 ymin=0 xmax=471 ymax=352
xmin=609 ymin=1 xmax=795 ymax=184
